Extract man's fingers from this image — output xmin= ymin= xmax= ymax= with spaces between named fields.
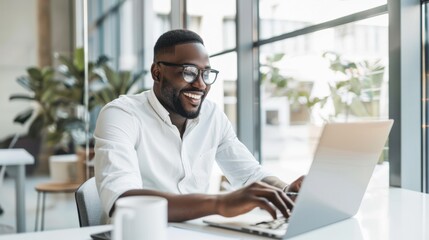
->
xmin=289 ymin=175 xmax=305 ymax=192
xmin=256 ymin=182 xmax=295 ymax=209
xmin=283 ymin=193 xmax=295 ymax=209
xmin=254 ymin=198 xmax=278 ymax=219
xmin=250 ymin=187 xmax=290 ymax=218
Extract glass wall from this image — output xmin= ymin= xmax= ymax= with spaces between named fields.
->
xmin=258 ymin=3 xmax=389 ymax=181
xmin=186 ymin=0 xmax=236 ymax=53
xmin=88 ymin=0 xmax=170 ymax=73
xmin=86 ymin=0 xmax=171 ymax=132
xmin=423 ymin=0 xmax=429 ymax=193
xmin=210 ymin=52 xmax=238 ymax=130
xmin=259 ymin=0 xmax=387 ymax=39
xmin=186 ymin=0 xmax=237 ymax=128
xmin=83 ymin=0 xmax=426 ymax=191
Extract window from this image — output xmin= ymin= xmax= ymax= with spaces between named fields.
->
xmin=257 ymin=2 xmax=389 ymax=183
xmin=186 ymin=0 xmax=236 ymax=53
xmin=88 ymin=0 xmax=171 ymax=73
xmin=186 ymin=0 xmax=237 ymax=125
xmin=259 ymin=0 xmax=387 ymax=39
xmin=422 ymin=0 xmax=429 ymax=192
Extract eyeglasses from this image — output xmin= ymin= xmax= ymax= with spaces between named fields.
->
xmin=157 ymin=61 xmax=219 ymax=85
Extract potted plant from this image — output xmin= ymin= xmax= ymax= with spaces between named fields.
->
xmin=9 ymin=48 xmax=109 ymax=174
xmin=9 ymin=65 xmax=86 ymax=173
xmin=260 ymin=53 xmax=324 ymax=125
xmin=9 ymin=66 xmax=80 ymax=149
xmin=55 ymin=47 xmax=147 ymax=180
xmin=89 ymin=65 xmax=146 ymax=110
xmin=321 ymin=51 xmax=385 ymax=122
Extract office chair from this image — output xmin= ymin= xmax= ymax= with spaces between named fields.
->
xmin=75 ymin=177 xmax=103 ymax=227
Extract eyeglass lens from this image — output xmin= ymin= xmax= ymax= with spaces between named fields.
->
xmin=183 ymin=66 xmax=217 ymax=85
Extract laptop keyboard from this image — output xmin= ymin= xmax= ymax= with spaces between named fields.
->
xmin=252 ymin=217 xmax=288 ymax=230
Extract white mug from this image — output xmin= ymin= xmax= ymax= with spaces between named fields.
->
xmin=113 ymin=196 xmax=168 ymax=240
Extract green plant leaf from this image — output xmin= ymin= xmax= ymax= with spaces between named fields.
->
xmin=41 ymin=67 xmax=55 ymax=81
xmin=16 ymin=76 xmax=37 ymax=91
xmin=74 ymin=48 xmax=85 ymax=72
xmin=45 ymin=130 xmax=64 ymax=147
xmin=96 ymin=55 xmax=110 ymax=66
xmin=13 ymin=108 xmax=34 ymax=124
xmin=40 ymin=87 xmax=58 ymax=103
xmin=58 ymin=54 xmax=83 ymax=81
xmin=349 ymin=77 xmax=361 ymax=94
xmin=100 ymin=86 xmax=116 ymax=104
xmin=27 ymin=67 xmax=42 ymax=80
xmin=127 ymin=70 xmax=145 ymax=92
xmin=269 ymin=53 xmax=285 ymax=62
xmin=9 ymin=94 xmax=35 ymax=101
xmin=102 ymin=65 xmax=121 ymax=89
xmin=349 ymin=97 xmax=369 ymax=116
xmin=118 ymin=71 xmax=131 ymax=95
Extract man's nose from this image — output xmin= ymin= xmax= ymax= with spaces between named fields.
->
xmin=191 ymin=73 xmax=207 ymax=89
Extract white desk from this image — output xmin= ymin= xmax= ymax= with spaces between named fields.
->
xmin=0 ymin=149 xmax=34 ymax=233
xmin=0 ymin=187 xmax=427 ymax=239
xmin=174 ymin=187 xmax=429 ymax=240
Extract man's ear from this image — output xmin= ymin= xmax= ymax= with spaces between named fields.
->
xmin=151 ymin=63 xmax=160 ymax=81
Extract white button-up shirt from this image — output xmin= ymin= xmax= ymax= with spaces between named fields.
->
xmin=94 ymin=89 xmax=271 ymax=216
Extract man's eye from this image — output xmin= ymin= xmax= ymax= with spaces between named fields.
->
xmin=184 ymin=68 xmax=198 ymax=77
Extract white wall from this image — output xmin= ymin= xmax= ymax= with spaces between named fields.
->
xmin=0 ymin=0 xmax=38 ymax=140
xmin=0 ymin=0 xmax=73 ymax=141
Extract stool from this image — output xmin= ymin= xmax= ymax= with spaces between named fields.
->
xmin=34 ymin=182 xmax=81 ymax=231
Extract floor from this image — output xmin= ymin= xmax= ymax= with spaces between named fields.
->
xmin=0 ymin=174 xmax=80 ymax=234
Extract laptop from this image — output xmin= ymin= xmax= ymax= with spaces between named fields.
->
xmin=203 ymin=120 xmax=393 ymax=239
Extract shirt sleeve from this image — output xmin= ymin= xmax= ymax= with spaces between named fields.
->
xmin=94 ymin=104 xmax=143 ymax=216
xmin=215 ymin=113 xmax=273 ymax=189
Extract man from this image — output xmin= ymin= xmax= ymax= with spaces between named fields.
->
xmin=94 ymin=29 xmax=303 ymax=223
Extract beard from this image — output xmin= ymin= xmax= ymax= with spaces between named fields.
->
xmin=160 ymin=78 xmax=205 ymax=119
xmin=172 ymin=93 xmax=203 ymax=119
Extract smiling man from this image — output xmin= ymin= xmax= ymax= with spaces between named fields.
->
xmin=94 ymin=29 xmax=303 ymax=223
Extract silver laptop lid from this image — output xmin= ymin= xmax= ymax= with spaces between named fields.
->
xmin=284 ymin=120 xmax=393 ymax=239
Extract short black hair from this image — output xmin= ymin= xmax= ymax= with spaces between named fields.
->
xmin=153 ymin=29 xmax=204 ymax=60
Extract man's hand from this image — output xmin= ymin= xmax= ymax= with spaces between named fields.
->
xmin=216 ymin=181 xmax=294 ymax=219
xmin=284 ymin=175 xmax=305 ymax=202
xmin=261 ymin=175 xmax=305 ymax=203
xmin=285 ymin=175 xmax=305 ymax=193
xmin=116 ymin=176 xmax=306 ymax=222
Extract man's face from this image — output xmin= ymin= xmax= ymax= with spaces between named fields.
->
xmin=153 ymin=43 xmax=211 ymax=119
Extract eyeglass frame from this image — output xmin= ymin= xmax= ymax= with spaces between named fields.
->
xmin=156 ymin=61 xmax=219 ymax=85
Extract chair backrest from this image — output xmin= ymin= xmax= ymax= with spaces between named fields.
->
xmin=75 ymin=177 xmax=103 ymax=227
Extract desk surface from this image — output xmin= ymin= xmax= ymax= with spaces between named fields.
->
xmin=1 ymin=187 xmax=428 ymax=240
xmin=174 ymin=187 xmax=429 ymax=240
xmin=0 ymin=149 xmax=34 ymax=165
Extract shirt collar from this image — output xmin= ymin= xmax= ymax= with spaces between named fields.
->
xmin=148 ymin=89 xmax=172 ymax=124
xmin=147 ymin=89 xmax=201 ymax=125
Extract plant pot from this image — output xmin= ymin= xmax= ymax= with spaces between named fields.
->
xmin=49 ymin=154 xmax=80 ymax=183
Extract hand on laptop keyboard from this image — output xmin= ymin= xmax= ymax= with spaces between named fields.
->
xmin=253 ymin=217 xmax=288 ymax=230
